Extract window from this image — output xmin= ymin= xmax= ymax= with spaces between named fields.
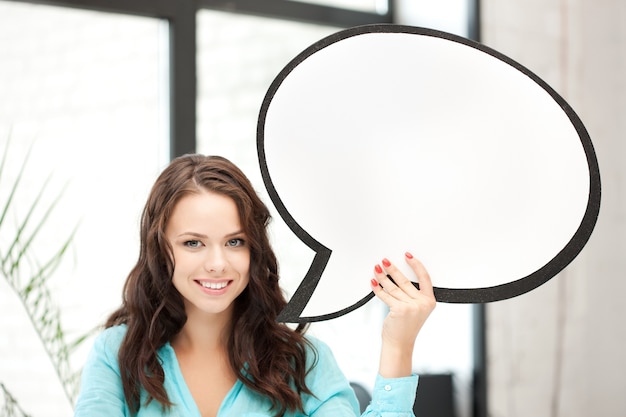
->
xmin=288 ymin=0 xmax=388 ymax=14
xmin=0 ymin=2 xmax=168 ymax=413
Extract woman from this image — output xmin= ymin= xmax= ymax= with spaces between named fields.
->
xmin=74 ymin=154 xmax=436 ymax=417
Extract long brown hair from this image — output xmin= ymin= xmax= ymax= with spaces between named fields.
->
xmin=106 ymin=154 xmax=313 ymax=416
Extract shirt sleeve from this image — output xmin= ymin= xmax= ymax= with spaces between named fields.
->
xmin=302 ymin=337 xmax=418 ymax=417
xmin=73 ymin=326 xmax=129 ymax=417
xmin=362 ymin=374 xmax=418 ymax=417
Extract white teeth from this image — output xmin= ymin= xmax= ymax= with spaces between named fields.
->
xmin=200 ymin=281 xmax=228 ymax=290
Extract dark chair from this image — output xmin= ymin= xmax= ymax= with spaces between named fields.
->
xmin=413 ymin=373 xmax=456 ymax=417
xmin=350 ymin=381 xmax=372 ymax=413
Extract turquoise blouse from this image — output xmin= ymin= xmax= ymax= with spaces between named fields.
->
xmin=74 ymin=325 xmax=418 ymax=417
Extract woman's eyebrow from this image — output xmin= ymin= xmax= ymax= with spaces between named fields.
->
xmin=177 ymin=231 xmax=207 ymax=238
xmin=225 ymin=230 xmax=245 ymax=238
xmin=177 ymin=230 xmax=244 ymax=238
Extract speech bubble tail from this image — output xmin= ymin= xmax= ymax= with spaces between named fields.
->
xmin=277 ymin=292 xmax=376 ymax=323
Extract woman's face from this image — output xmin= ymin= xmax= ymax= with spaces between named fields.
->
xmin=166 ymin=189 xmax=250 ymax=319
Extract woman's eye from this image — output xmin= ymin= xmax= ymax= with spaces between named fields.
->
xmin=184 ymin=240 xmax=202 ymax=248
xmin=226 ymin=238 xmax=245 ymax=247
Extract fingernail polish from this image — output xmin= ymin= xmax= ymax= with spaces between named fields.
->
xmin=370 ymin=278 xmax=379 ymax=287
xmin=382 ymin=258 xmax=391 ymax=267
xmin=374 ymin=264 xmax=383 ymax=274
xmin=405 ymin=252 xmax=414 ymax=259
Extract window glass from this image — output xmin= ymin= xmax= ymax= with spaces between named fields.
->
xmin=288 ymin=0 xmax=388 ymax=14
xmin=197 ymin=10 xmax=473 ymax=417
xmin=395 ymin=0 xmax=472 ymax=37
xmin=196 ymin=10 xmax=340 ymax=304
xmin=0 ymin=2 xmax=168 ymax=413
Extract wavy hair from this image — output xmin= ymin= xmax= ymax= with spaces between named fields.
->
xmin=105 ymin=154 xmax=313 ymax=416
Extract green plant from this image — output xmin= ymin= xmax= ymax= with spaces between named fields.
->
xmin=0 ymin=383 xmax=31 ymax=417
xmin=0 ymin=134 xmax=88 ymax=415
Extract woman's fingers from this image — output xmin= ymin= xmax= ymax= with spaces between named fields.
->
xmin=372 ymin=260 xmax=413 ymax=302
xmin=370 ymin=252 xmax=437 ymax=324
xmin=404 ymin=252 xmax=435 ymax=298
xmin=371 ymin=252 xmax=434 ymax=300
xmin=381 ymin=254 xmax=422 ymax=299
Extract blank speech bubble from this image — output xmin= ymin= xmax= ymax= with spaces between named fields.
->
xmin=257 ymin=25 xmax=601 ymax=323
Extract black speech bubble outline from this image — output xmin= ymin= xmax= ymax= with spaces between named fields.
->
xmin=256 ymin=24 xmax=601 ymax=323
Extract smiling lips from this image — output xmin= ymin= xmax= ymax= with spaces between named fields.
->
xmin=196 ymin=280 xmax=231 ymax=291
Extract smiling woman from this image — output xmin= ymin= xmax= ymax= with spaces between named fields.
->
xmin=74 ymin=153 xmax=437 ymax=417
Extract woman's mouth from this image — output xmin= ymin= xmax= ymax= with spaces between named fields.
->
xmin=195 ymin=280 xmax=232 ymax=293
xmin=198 ymin=280 xmax=229 ymax=290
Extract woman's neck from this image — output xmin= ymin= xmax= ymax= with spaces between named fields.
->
xmin=172 ymin=306 xmax=233 ymax=353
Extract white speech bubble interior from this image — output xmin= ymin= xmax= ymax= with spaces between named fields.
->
xmin=258 ymin=25 xmax=600 ymax=321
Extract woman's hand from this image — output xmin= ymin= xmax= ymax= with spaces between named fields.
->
xmin=370 ymin=252 xmax=436 ymax=378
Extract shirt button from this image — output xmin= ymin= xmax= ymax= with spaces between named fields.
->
xmin=384 ymin=384 xmax=392 ymax=391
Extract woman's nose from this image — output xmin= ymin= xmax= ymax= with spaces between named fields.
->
xmin=204 ymin=247 xmax=227 ymax=273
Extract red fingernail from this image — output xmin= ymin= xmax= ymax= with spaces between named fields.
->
xmin=374 ymin=264 xmax=383 ymax=274
xmin=370 ymin=278 xmax=379 ymax=287
xmin=382 ymin=258 xmax=391 ymax=267
xmin=405 ymin=252 xmax=414 ymax=259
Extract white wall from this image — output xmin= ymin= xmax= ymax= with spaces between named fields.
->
xmin=482 ymin=0 xmax=626 ymax=415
